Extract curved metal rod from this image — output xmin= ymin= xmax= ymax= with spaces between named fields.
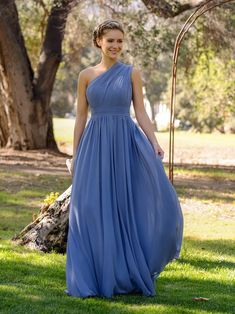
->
xmin=169 ymin=0 xmax=234 ymax=184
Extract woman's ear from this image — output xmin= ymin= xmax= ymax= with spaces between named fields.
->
xmin=96 ymin=38 xmax=101 ymax=48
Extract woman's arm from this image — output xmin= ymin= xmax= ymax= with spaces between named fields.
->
xmin=70 ymin=70 xmax=89 ymax=174
xmin=131 ymin=67 xmax=164 ymax=159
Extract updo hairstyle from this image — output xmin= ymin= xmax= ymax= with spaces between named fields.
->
xmin=93 ymin=19 xmax=124 ymax=49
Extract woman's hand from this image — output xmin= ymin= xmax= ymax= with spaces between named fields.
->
xmin=153 ymin=142 xmax=165 ymax=160
xmin=66 ymin=158 xmax=74 ymax=177
xmin=70 ymin=158 xmax=75 ymax=177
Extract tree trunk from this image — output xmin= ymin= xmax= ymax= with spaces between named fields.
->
xmin=150 ymin=103 xmax=157 ymax=131
xmin=0 ymin=65 xmax=9 ymax=147
xmin=12 ymin=186 xmax=72 ymax=253
xmin=0 ymin=0 xmax=77 ymax=150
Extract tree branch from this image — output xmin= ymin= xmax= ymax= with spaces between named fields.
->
xmin=0 ymin=0 xmax=34 ymax=81
xmin=141 ymin=0 xmax=209 ymax=18
xmin=34 ymin=0 xmax=78 ymax=100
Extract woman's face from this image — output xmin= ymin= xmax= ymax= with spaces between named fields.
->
xmin=97 ymin=29 xmax=124 ymax=60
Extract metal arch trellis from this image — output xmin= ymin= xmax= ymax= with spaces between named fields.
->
xmin=168 ymin=0 xmax=234 ymax=184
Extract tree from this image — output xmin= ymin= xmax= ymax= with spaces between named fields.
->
xmin=178 ymin=49 xmax=235 ymax=132
xmin=0 ymin=0 xmax=77 ymax=150
xmin=141 ymin=0 xmax=208 ymax=18
xmin=166 ymin=7 xmax=235 ymax=133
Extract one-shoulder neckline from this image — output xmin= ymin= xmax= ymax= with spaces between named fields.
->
xmin=86 ymin=61 xmax=121 ymax=91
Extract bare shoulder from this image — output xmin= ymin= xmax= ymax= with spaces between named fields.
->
xmin=78 ymin=65 xmax=100 ymax=84
xmin=78 ymin=68 xmax=91 ymax=82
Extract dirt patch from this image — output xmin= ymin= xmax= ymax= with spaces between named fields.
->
xmin=175 ymin=172 xmax=235 ymax=192
xmin=0 ymin=148 xmax=71 ymax=175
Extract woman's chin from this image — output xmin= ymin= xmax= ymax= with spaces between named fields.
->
xmin=106 ymin=52 xmax=120 ymax=60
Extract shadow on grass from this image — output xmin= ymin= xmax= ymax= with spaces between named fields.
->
xmin=0 ymin=238 xmax=234 ymax=313
xmin=166 ymin=165 xmax=235 ymax=203
xmin=0 ymin=172 xmax=71 ymax=195
xmin=176 ymin=185 xmax=234 ymax=203
xmin=178 ymin=257 xmax=235 ymax=271
xmin=186 ymin=237 xmax=235 ymax=257
xmin=171 ymin=164 xmax=235 ymax=173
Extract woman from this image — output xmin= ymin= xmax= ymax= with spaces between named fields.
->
xmin=65 ymin=19 xmax=184 ymax=299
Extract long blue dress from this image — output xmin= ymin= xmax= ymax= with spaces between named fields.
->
xmin=65 ymin=60 xmax=184 ymax=298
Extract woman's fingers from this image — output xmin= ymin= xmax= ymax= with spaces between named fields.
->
xmin=66 ymin=158 xmax=74 ymax=176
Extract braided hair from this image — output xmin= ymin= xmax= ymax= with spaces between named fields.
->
xmin=93 ymin=20 xmax=124 ymax=48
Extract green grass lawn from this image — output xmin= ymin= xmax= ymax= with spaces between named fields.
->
xmin=53 ymin=118 xmax=235 ymax=168
xmin=53 ymin=117 xmax=235 ymax=147
xmin=53 ymin=118 xmax=75 ymax=145
xmin=0 ymin=161 xmax=234 ymax=313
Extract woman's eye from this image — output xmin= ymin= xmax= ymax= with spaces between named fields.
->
xmin=107 ymin=39 xmax=123 ymax=43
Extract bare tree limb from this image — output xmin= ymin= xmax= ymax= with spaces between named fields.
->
xmin=141 ymin=0 xmax=209 ymax=18
xmin=34 ymin=0 xmax=79 ymax=101
xmin=0 ymin=0 xmax=34 ymax=82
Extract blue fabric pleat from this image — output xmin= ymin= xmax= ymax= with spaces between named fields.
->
xmin=65 ymin=61 xmax=184 ymax=298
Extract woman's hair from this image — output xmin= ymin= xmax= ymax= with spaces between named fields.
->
xmin=93 ymin=20 xmax=124 ymax=49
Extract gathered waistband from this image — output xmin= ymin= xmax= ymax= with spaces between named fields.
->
xmin=91 ymin=111 xmax=130 ymax=117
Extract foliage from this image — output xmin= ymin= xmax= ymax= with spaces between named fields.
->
xmin=160 ymin=7 xmax=235 ymax=133
xmin=17 ymin=0 xmax=50 ymax=70
xmin=43 ymin=192 xmax=60 ymax=205
xmin=175 ymin=45 xmax=235 ymax=133
xmin=191 ymin=51 xmax=235 ymax=132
